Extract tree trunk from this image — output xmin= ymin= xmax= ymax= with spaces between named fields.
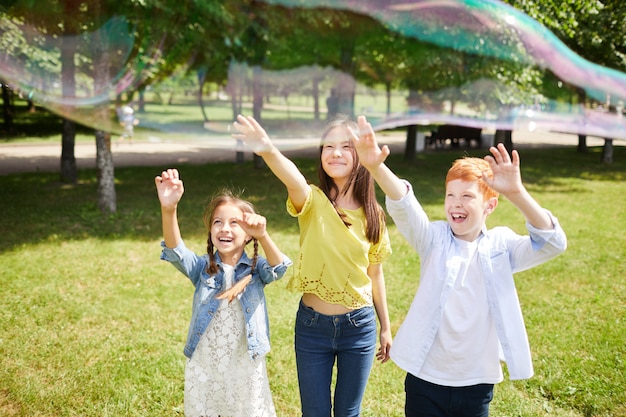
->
xmin=96 ymin=130 xmax=116 ymax=213
xmin=404 ymin=125 xmax=417 ymax=161
xmin=60 ymin=33 xmax=77 ymax=183
xmin=2 ymin=82 xmax=14 ymax=134
xmin=312 ymin=76 xmax=320 ymax=122
xmin=577 ymin=134 xmax=588 ymax=153
xmin=338 ymin=44 xmax=356 ymax=117
xmin=601 ymin=138 xmax=613 ymax=164
xmin=92 ymin=4 xmax=116 ymax=214
xmin=231 ymin=68 xmax=243 ymax=165
xmin=138 ymin=89 xmax=145 ymax=113
xmin=197 ymin=69 xmax=209 ymax=122
xmin=228 ymin=65 xmax=241 ymax=121
xmin=252 ymin=66 xmax=264 ymax=168
xmin=494 ymin=129 xmax=513 ymax=153
xmin=576 ymin=89 xmax=587 ymax=153
xmin=60 ymin=118 xmax=77 ymax=183
xmin=386 ymin=81 xmax=391 ymax=116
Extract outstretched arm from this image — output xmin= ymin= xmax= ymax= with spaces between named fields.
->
xmin=482 ymin=144 xmax=553 ymax=230
xmin=232 ymin=115 xmax=310 ymax=211
xmin=350 ymin=116 xmax=408 ymax=200
xmin=155 ymin=168 xmax=184 ymax=248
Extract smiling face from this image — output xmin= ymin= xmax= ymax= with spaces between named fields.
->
xmin=209 ymin=203 xmax=250 ymax=265
xmin=445 ymin=179 xmax=498 ymax=242
xmin=320 ymin=125 xmax=356 ymax=187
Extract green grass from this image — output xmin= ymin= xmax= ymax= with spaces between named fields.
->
xmin=1 ymin=146 xmax=625 ymax=416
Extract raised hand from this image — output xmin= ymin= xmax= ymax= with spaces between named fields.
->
xmin=155 ymin=168 xmax=184 ymax=209
xmin=231 ymin=114 xmax=274 ymax=154
xmin=237 ymin=212 xmax=268 ymax=241
xmin=350 ymin=115 xmax=390 ymax=170
xmin=482 ymin=143 xmax=524 ymax=196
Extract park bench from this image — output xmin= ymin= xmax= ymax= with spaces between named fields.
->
xmin=428 ymin=124 xmax=483 ymax=149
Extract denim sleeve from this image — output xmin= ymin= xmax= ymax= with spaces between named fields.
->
xmin=160 ymin=240 xmax=206 ymax=286
xmin=255 ymin=253 xmax=293 ymax=285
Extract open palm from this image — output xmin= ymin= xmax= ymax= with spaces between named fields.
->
xmin=155 ymin=169 xmax=185 ymax=209
xmin=482 ymin=144 xmax=523 ymax=195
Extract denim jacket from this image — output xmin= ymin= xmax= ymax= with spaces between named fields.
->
xmin=160 ymin=239 xmax=292 ymax=360
xmin=387 ymin=181 xmax=567 ymax=380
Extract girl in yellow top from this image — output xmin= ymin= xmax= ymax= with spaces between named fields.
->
xmin=233 ymin=113 xmax=392 ymax=417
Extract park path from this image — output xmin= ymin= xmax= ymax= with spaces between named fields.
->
xmin=0 ymin=130 xmax=613 ymax=176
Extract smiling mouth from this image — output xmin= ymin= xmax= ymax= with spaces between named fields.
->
xmin=451 ymin=214 xmax=467 ymax=221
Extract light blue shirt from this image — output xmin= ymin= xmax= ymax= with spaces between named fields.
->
xmin=161 ymin=239 xmax=292 ymax=360
xmin=387 ymin=181 xmax=567 ymax=381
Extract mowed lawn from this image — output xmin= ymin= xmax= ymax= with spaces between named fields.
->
xmin=0 ymin=144 xmax=624 ymax=416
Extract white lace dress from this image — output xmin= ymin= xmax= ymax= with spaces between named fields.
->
xmin=184 ymin=264 xmax=277 ymax=417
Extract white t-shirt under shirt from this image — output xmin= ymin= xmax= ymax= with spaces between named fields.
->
xmin=418 ymin=236 xmax=504 ymax=386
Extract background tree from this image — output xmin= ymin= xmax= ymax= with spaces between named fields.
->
xmin=506 ymin=0 xmax=626 ymax=158
xmin=5 ymin=0 xmax=83 ymax=183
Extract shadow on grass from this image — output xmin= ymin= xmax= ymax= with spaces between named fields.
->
xmin=0 ymin=146 xmax=624 ymax=252
xmin=0 ymin=105 xmax=96 ymax=141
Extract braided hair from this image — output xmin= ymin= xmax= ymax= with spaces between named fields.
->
xmin=202 ymin=190 xmax=259 ymax=275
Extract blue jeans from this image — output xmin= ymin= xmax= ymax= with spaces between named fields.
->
xmin=404 ymin=373 xmax=494 ymax=417
xmin=295 ymin=299 xmax=377 ymax=417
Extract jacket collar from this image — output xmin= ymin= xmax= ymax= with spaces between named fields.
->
xmin=212 ymin=251 xmax=253 ymax=268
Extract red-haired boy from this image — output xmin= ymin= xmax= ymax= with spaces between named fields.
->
xmin=352 ymin=116 xmax=567 ymax=417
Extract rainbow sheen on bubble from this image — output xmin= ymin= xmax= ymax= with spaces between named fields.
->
xmin=1 ymin=0 xmax=624 ymax=149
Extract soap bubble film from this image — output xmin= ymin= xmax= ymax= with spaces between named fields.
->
xmin=1 ymin=0 xmax=625 ymax=150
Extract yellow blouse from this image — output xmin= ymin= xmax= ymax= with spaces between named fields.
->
xmin=286 ymin=185 xmax=391 ymax=308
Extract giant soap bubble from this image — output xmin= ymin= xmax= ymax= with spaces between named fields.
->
xmin=1 ymin=0 xmax=625 ymax=151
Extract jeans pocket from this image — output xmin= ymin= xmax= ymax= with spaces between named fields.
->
xmin=296 ymin=304 xmax=317 ymax=327
xmin=349 ymin=307 xmax=375 ymax=328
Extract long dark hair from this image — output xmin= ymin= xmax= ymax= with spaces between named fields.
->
xmin=318 ymin=114 xmax=385 ymax=244
xmin=202 ymin=190 xmax=258 ymax=275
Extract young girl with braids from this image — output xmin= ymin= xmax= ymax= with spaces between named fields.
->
xmin=155 ymin=168 xmax=292 ymax=417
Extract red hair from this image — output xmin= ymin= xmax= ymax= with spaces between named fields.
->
xmin=446 ymin=157 xmax=499 ymax=200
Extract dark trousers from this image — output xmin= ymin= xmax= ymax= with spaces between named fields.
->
xmin=404 ymin=373 xmax=494 ymax=417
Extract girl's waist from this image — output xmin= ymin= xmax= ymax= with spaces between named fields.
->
xmin=301 ymin=292 xmax=354 ymax=315
xmin=300 ymin=293 xmax=373 ymax=318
